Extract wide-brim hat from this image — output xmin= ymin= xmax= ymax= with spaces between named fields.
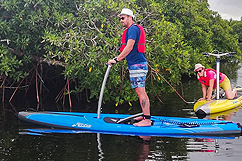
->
xmin=194 ymin=63 xmax=205 ymax=71
xmin=118 ymin=8 xmax=135 ymax=18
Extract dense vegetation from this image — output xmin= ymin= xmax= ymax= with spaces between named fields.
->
xmin=0 ymin=0 xmax=242 ymax=107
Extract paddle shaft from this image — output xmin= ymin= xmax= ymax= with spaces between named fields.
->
xmin=216 ymin=57 xmax=220 ymax=100
xmin=97 ymin=65 xmax=111 ymax=118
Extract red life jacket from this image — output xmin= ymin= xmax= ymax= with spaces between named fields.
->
xmin=197 ymin=69 xmax=225 ymax=89
xmin=120 ymin=24 xmax=146 ymax=53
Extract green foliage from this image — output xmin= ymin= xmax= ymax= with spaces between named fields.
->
xmin=230 ymin=19 xmax=242 ymax=43
xmin=149 ymin=18 xmax=191 ymax=79
xmin=0 ymin=45 xmax=25 ymax=81
xmin=0 ymin=0 xmax=241 ymax=104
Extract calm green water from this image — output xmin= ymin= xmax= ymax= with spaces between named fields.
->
xmin=1 ymin=63 xmax=242 ymax=161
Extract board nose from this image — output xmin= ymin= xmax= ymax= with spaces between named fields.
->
xmin=195 ymin=109 xmax=207 ymax=119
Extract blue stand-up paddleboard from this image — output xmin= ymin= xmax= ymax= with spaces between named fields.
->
xmin=17 ymin=65 xmax=242 ymax=137
xmin=18 ymin=111 xmax=242 ymax=136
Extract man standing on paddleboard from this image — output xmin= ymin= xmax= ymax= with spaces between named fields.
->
xmin=108 ymin=8 xmax=151 ymax=126
xmin=194 ymin=63 xmax=237 ymax=101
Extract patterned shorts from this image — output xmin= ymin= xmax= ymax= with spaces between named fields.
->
xmin=128 ymin=62 xmax=148 ymax=89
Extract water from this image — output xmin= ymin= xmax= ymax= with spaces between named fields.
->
xmin=1 ymin=63 xmax=242 ymax=161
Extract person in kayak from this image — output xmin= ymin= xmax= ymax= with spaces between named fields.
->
xmin=108 ymin=8 xmax=151 ymax=126
xmin=194 ymin=63 xmax=237 ymax=101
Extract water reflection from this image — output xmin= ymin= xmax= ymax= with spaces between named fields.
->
xmin=97 ymin=133 xmax=104 ymax=161
xmin=149 ymin=137 xmax=188 ymax=160
xmin=187 ymin=108 xmax=241 ymax=157
xmin=135 ymin=136 xmax=151 ymax=161
xmin=187 ymin=137 xmax=218 ymax=152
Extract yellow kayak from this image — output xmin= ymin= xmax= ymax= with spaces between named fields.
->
xmin=194 ymin=88 xmax=242 ymax=117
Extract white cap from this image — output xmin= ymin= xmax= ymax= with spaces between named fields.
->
xmin=118 ymin=8 xmax=135 ymax=18
xmin=194 ymin=63 xmax=205 ymax=71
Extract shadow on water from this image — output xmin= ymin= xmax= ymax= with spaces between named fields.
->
xmin=1 ymin=62 xmax=242 ymax=160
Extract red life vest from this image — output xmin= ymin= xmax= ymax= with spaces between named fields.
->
xmin=197 ymin=69 xmax=225 ymax=89
xmin=120 ymin=24 xmax=146 ymax=53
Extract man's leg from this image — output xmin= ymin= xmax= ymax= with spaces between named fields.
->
xmin=225 ymin=88 xmax=237 ymax=99
xmin=221 ymin=77 xmax=237 ymax=99
xmin=133 ymin=87 xmax=151 ymax=126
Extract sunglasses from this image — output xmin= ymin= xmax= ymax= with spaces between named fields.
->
xmin=195 ymin=69 xmax=203 ymax=74
xmin=119 ymin=17 xmax=125 ymax=20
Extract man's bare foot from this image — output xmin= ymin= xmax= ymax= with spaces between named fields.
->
xmin=234 ymin=89 xmax=237 ymax=97
xmin=133 ymin=119 xmax=151 ymax=127
xmin=134 ymin=116 xmax=144 ymax=121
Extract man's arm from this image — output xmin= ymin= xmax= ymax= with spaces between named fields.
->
xmin=116 ymin=39 xmax=135 ymax=61
xmin=108 ymin=39 xmax=135 ymax=64
xmin=201 ymin=83 xmax=207 ymax=99
xmin=206 ymin=79 xmax=214 ymax=101
xmin=198 ymin=83 xmax=207 ymax=101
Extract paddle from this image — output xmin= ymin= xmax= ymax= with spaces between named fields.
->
xmin=97 ymin=65 xmax=112 ymax=118
xmin=97 ymin=63 xmax=144 ymax=121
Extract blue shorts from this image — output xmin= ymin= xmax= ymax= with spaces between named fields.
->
xmin=128 ymin=62 xmax=148 ymax=89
